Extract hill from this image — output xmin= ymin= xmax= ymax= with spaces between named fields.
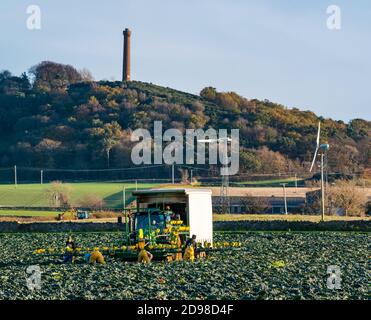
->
xmin=0 ymin=61 xmax=369 ymax=181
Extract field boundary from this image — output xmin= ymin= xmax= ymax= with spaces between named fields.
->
xmin=0 ymin=219 xmax=370 ymax=233
xmin=214 ymin=220 xmax=371 ymax=232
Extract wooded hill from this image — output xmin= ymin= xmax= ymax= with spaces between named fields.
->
xmin=0 ymin=61 xmax=369 ymax=178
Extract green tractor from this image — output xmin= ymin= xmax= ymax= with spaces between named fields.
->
xmin=119 ymin=208 xmax=191 ymax=261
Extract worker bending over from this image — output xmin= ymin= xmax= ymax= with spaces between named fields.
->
xmin=137 ymin=240 xmax=153 ymax=264
xmin=88 ymin=247 xmax=105 ymax=264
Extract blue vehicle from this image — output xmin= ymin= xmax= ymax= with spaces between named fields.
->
xmin=77 ymin=210 xmax=90 ymax=220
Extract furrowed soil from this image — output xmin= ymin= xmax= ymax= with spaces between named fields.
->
xmin=0 ymin=231 xmax=368 ymax=300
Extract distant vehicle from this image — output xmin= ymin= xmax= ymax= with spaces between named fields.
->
xmin=77 ymin=210 xmax=90 ymax=220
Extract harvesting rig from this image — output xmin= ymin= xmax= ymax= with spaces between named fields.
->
xmin=116 ymin=189 xmax=215 ymax=261
xmin=33 ymin=188 xmax=241 ymax=263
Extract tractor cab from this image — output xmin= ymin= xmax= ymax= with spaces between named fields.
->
xmin=128 ymin=207 xmax=187 ymax=245
xmin=134 ymin=209 xmax=168 ymax=233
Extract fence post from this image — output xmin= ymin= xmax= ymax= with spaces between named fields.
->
xmin=123 ymin=186 xmax=126 ymax=209
xmin=14 ymin=165 xmax=17 ymax=188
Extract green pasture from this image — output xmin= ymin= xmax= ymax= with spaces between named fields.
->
xmin=0 ymin=182 xmax=160 ymax=209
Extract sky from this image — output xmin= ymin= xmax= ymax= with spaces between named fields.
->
xmin=0 ymin=0 xmax=370 ymax=122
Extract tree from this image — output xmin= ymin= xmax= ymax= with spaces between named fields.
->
xmin=240 ymin=193 xmax=271 ymax=214
xmin=77 ymin=193 xmax=105 ymax=209
xmin=178 ymin=168 xmax=189 ymax=184
xmin=256 ymin=147 xmax=288 ymax=174
xmin=200 ymin=87 xmax=217 ymax=101
xmin=240 ymin=150 xmax=261 ymax=172
xmin=79 ymin=68 xmax=94 ymax=82
xmin=90 ymin=121 xmax=123 ymax=168
xmin=29 ymin=61 xmax=82 ymax=92
xmin=46 ymin=181 xmax=73 ymax=209
xmin=0 ymin=71 xmax=30 ymax=96
xmin=0 ymin=70 xmax=11 ymax=81
xmin=328 ymin=180 xmax=367 ymax=216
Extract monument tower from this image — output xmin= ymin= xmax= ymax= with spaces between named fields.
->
xmin=122 ymin=28 xmax=131 ymax=81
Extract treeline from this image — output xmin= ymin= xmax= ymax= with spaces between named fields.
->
xmin=0 ymin=61 xmax=369 ymax=176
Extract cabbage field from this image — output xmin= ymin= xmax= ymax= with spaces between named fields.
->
xmin=0 ymin=231 xmax=369 ymax=300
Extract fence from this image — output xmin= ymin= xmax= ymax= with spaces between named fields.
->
xmin=0 ymin=164 xmax=316 ymax=185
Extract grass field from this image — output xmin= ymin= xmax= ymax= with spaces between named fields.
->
xmin=0 ymin=210 xmax=58 ymax=217
xmin=0 ymin=176 xmax=308 ymax=209
xmin=0 ymin=182 xmax=160 ymax=209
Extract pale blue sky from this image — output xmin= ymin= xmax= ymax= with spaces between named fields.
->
xmin=0 ymin=0 xmax=370 ymax=122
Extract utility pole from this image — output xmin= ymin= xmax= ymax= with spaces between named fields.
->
xmin=123 ymin=186 xmax=126 ymax=209
xmin=220 ymin=148 xmax=230 ymax=214
xmin=294 ymin=173 xmax=298 ymax=193
xmin=320 ymin=153 xmax=325 ymax=221
xmin=172 ymin=164 xmax=175 ymax=184
xmin=281 ymin=183 xmax=288 ymax=215
xmin=40 ymin=170 xmax=43 ymax=185
xmin=14 ymin=165 xmax=17 ymax=188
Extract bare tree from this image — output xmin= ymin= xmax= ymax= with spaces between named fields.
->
xmin=79 ymin=68 xmax=94 ymax=81
xmin=328 ymin=180 xmax=367 ymax=216
xmin=240 ymin=193 xmax=271 ymax=214
xmin=178 ymin=168 xmax=189 ymax=184
xmin=77 ymin=193 xmax=105 ymax=210
xmin=46 ymin=181 xmax=73 ymax=209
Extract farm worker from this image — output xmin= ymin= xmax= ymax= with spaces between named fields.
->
xmin=63 ymin=245 xmax=74 ymax=264
xmin=137 ymin=240 xmax=153 ymax=264
xmin=183 ymin=245 xmax=195 ymax=262
xmin=84 ymin=253 xmax=91 ymax=263
xmin=183 ymin=235 xmax=196 ymax=262
xmin=185 ymin=234 xmax=197 ymax=249
xmin=89 ymin=247 xmax=105 ymax=264
xmin=66 ymin=236 xmax=76 ymax=249
xmin=164 ymin=205 xmax=176 ymax=219
xmin=63 ymin=236 xmax=77 ymax=264
xmin=175 ymin=235 xmax=183 ymax=261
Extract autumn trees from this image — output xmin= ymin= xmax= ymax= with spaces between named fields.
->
xmin=29 ymin=61 xmax=82 ymax=92
xmin=0 ymin=62 xmax=369 ymax=178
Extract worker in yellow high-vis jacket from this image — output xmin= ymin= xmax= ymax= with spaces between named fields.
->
xmin=137 ymin=240 xmax=153 ymax=264
xmin=183 ymin=235 xmax=197 ymax=262
xmin=183 ymin=245 xmax=195 ymax=262
xmin=89 ymin=247 xmax=105 ymax=264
